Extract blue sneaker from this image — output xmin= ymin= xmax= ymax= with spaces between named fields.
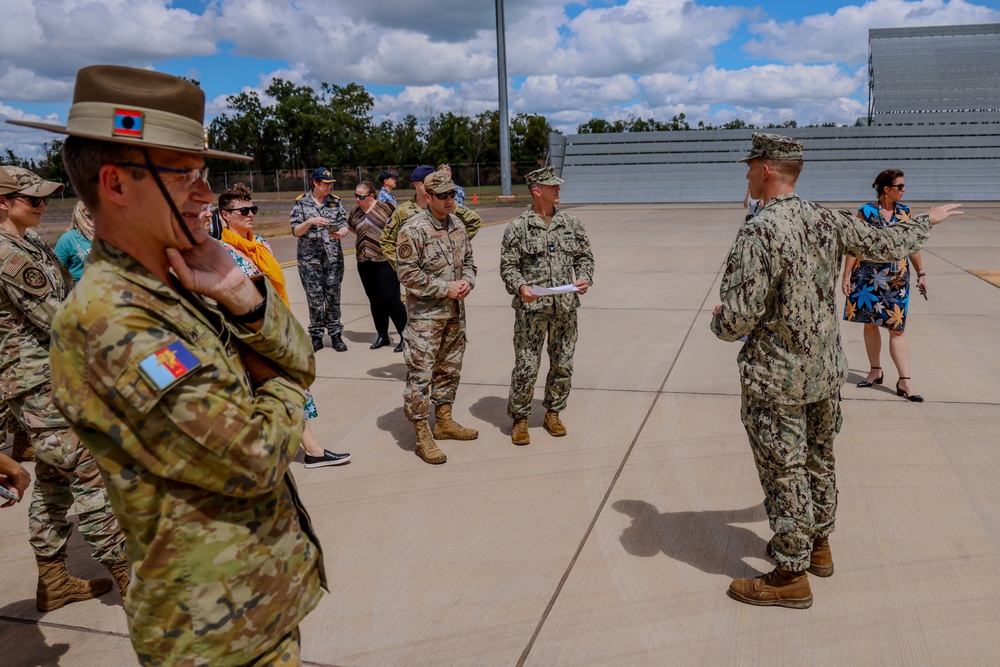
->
xmin=303 ymin=450 xmax=351 ymax=468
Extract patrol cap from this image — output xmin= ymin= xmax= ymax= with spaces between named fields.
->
xmin=378 ymin=169 xmax=398 ymax=183
xmin=0 ymin=166 xmax=64 ymax=197
xmin=738 ymin=132 xmax=803 ymax=163
xmin=6 ymin=65 xmax=250 ymax=162
xmin=525 ymin=166 xmax=564 ymax=186
xmin=409 ymin=165 xmax=435 ymax=183
xmin=311 ymin=167 xmax=336 ymax=183
xmin=423 ymin=171 xmax=457 ymax=194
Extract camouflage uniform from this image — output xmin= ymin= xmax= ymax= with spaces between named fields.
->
xmin=500 ymin=207 xmax=594 ymax=418
xmin=711 ymin=191 xmax=931 ymax=572
xmin=290 ymin=191 xmax=348 ymax=338
xmin=381 ymin=199 xmax=482 ymax=270
xmin=396 ymin=210 xmax=477 ymax=421
xmin=0 ymin=226 xmax=125 ymax=566
xmin=49 ymin=239 xmax=326 ymax=666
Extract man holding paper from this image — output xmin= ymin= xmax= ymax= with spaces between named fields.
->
xmin=500 ymin=167 xmax=594 ymax=446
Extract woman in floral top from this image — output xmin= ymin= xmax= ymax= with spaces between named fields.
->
xmin=218 ymin=184 xmax=351 ymax=467
xmin=841 ymin=169 xmax=927 ymax=402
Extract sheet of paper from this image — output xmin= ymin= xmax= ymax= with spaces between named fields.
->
xmin=531 ymin=284 xmax=579 ymax=296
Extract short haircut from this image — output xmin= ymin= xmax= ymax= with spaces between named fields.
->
xmin=872 ymin=169 xmax=904 ymax=196
xmin=62 ymin=137 xmax=144 ymax=212
xmin=765 ymin=158 xmax=804 ymax=181
xmin=218 ymin=183 xmax=254 ymax=212
xmin=356 ymin=180 xmax=374 ymax=195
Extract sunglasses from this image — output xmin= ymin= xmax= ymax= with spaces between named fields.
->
xmin=889 ymin=183 xmax=905 ymax=190
xmin=432 ymin=191 xmax=457 ymax=200
xmin=223 ymin=205 xmax=258 ymax=216
xmin=7 ymin=194 xmax=50 ymax=208
xmin=354 ymin=193 xmax=369 ymax=200
xmin=114 ymin=162 xmax=210 ymax=187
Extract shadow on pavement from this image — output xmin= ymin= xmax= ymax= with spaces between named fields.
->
xmin=0 ymin=610 xmax=70 ymax=667
xmin=611 ymin=500 xmax=768 ymax=578
xmin=376 ymin=407 xmax=413 ymax=452
xmin=367 ymin=363 xmax=406 ymax=381
xmin=469 ymin=396 xmax=545 ymax=434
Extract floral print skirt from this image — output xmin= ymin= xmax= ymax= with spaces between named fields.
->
xmin=844 ymin=257 xmax=910 ymax=331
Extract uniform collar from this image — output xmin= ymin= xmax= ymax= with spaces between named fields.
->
xmin=90 ymin=238 xmax=184 ymax=303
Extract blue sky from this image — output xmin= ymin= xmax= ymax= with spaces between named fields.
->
xmin=2 ymin=0 xmax=999 ymax=159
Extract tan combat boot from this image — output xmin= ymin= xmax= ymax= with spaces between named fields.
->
xmin=432 ymin=404 xmax=478 ymax=441
xmin=106 ymin=554 xmax=131 ymax=599
xmin=511 ymin=417 xmax=530 ymax=446
xmin=727 ymin=568 xmax=812 ymax=609
xmin=542 ymin=410 xmax=567 ymax=437
xmin=36 ymin=551 xmax=113 ymax=612
xmin=807 ymin=535 xmax=834 ymax=577
xmin=414 ymin=419 xmax=447 ymax=464
xmin=11 ymin=430 xmax=34 ymax=462
xmin=766 ymin=536 xmax=834 ymax=577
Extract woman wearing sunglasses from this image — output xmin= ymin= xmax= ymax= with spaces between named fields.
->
xmin=841 ymin=169 xmax=927 ymax=402
xmin=217 ymin=183 xmax=351 ymax=468
xmin=347 ymin=181 xmax=406 ymax=352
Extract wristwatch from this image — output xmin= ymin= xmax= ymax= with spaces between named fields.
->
xmin=224 ymin=293 xmax=267 ymax=323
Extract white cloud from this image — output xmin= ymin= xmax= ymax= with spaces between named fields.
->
xmin=641 ymin=64 xmax=862 ymax=107
xmin=745 ymin=0 xmax=1000 ymax=64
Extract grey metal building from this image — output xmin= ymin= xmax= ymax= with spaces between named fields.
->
xmin=550 ymin=23 xmax=1000 ymax=204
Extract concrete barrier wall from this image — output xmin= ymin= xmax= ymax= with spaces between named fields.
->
xmin=550 ymin=124 xmax=1000 ymax=203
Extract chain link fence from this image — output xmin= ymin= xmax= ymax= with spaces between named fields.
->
xmin=205 ymin=162 xmax=545 ymax=194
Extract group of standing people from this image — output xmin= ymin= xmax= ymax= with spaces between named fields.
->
xmin=0 ymin=62 xmax=968 ymax=667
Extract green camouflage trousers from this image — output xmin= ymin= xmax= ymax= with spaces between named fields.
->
xmin=6 ymin=384 xmax=125 ymax=565
xmin=741 ymin=391 xmax=841 ymax=572
xmin=403 ymin=317 xmax=466 ymax=421
xmin=507 ymin=308 xmax=578 ymax=418
xmin=247 ymin=628 xmax=301 ymax=667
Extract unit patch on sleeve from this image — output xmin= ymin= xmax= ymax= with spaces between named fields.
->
xmin=138 ymin=340 xmax=201 ymax=392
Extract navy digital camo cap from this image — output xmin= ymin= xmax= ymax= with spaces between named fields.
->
xmin=311 ymin=167 xmax=336 ymax=182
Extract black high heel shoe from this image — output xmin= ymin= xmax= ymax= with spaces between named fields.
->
xmin=857 ymin=367 xmax=883 ymax=388
xmin=896 ymin=377 xmax=924 ymax=403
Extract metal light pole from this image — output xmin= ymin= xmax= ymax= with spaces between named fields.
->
xmin=495 ymin=0 xmax=514 ymax=201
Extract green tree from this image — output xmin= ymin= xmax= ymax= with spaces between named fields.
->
xmin=423 ymin=112 xmax=473 ymax=165
xmin=208 ymin=90 xmax=283 ymax=169
xmin=510 ymin=113 xmax=555 ymax=163
xmin=320 ymin=82 xmax=374 ymax=165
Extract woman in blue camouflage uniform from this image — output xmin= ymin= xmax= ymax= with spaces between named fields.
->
xmin=841 ymin=169 xmax=927 ymax=402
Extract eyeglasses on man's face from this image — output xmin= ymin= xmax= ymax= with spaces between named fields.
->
xmin=7 ymin=194 xmax=50 ymax=208
xmin=223 ymin=205 xmax=258 ymax=216
xmin=114 ymin=162 xmax=210 ymax=187
xmin=432 ymin=191 xmax=457 ymax=201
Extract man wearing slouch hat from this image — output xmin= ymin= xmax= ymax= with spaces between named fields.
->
xmin=10 ymin=65 xmax=325 ymax=666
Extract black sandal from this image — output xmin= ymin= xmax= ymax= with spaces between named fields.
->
xmin=896 ymin=377 xmax=924 ymax=402
xmin=857 ymin=367 xmax=883 ymax=388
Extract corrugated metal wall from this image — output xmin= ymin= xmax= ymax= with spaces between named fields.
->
xmin=550 ymin=124 xmax=1000 ymax=203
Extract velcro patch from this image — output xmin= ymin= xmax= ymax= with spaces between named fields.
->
xmin=398 ymin=242 xmax=414 ymax=260
xmin=137 ymin=341 xmax=201 ymax=392
xmin=2 ymin=253 xmax=26 ymax=278
xmin=22 ymin=267 xmax=47 ymax=289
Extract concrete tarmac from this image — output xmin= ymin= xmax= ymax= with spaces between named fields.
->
xmin=2 ymin=202 xmax=999 ymax=666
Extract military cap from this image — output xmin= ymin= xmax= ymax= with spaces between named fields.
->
xmin=6 ymin=65 xmax=250 ymax=162
xmin=0 ymin=166 xmax=64 ymax=197
xmin=409 ymin=165 xmax=435 ymax=183
xmin=738 ymin=132 xmax=803 ymax=163
xmin=378 ymin=169 xmax=398 ymax=183
xmin=311 ymin=167 xmax=336 ymax=183
xmin=525 ymin=166 xmax=564 ymax=186
xmin=423 ymin=171 xmax=457 ymax=194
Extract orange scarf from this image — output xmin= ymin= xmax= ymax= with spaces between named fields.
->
xmin=221 ymin=228 xmax=289 ymax=306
